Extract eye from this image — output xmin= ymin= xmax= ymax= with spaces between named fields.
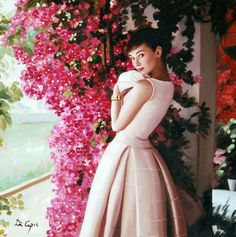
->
xmin=138 ymin=53 xmax=144 ymax=58
xmin=129 ymin=56 xmax=135 ymax=61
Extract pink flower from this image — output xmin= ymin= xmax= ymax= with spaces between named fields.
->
xmin=169 ymin=73 xmax=183 ymax=85
xmin=100 ymin=0 xmax=106 ymax=6
xmin=213 ymin=149 xmax=226 ymax=164
xmin=193 ymin=75 xmax=202 ymax=83
xmin=215 ymin=148 xmax=226 ymax=156
xmin=213 ymin=155 xmax=226 ymax=164
xmin=170 ymin=47 xmax=179 ymax=54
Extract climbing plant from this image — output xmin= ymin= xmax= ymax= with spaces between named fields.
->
xmin=0 ymin=13 xmax=23 ymax=146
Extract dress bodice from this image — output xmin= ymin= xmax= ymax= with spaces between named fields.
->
xmin=121 ymin=77 xmax=174 ymax=139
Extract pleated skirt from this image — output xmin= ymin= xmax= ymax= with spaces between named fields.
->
xmin=79 ymin=131 xmax=187 ymax=237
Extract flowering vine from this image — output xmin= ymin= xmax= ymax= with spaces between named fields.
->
xmin=216 ymin=46 xmax=236 ymax=123
xmin=213 ymin=2 xmax=236 ymax=190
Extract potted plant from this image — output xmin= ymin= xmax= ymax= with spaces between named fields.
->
xmin=214 ymin=119 xmax=236 ymax=190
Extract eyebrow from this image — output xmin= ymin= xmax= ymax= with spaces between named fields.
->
xmin=136 ymin=50 xmax=145 ymax=54
xmin=128 ymin=49 xmax=145 ymax=57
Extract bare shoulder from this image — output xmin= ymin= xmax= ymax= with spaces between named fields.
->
xmin=131 ymin=79 xmax=153 ymax=101
xmin=135 ymin=79 xmax=153 ymax=95
xmin=136 ymin=79 xmax=152 ymax=89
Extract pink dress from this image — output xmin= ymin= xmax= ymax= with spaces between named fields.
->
xmin=79 ymin=77 xmax=187 ymax=237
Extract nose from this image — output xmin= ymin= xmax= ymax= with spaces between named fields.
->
xmin=134 ymin=57 xmax=141 ymax=67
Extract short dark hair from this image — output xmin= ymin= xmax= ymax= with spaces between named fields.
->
xmin=126 ymin=27 xmax=170 ymax=64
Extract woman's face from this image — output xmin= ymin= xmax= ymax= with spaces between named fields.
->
xmin=128 ymin=43 xmax=161 ymax=77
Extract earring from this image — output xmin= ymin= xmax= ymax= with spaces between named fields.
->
xmin=144 ymin=74 xmax=151 ymax=78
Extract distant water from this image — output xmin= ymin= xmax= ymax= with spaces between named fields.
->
xmin=0 ymin=120 xmax=56 ymax=192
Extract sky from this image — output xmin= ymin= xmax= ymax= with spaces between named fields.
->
xmin=0 ymin=0 xmax=16 ymax=16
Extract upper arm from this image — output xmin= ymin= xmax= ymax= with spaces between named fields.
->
xmin=112 ymin=79 xmax=153 ymax=132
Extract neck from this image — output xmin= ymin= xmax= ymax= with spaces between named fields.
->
xmin=151 ymin=63 xmax=169 ymax=81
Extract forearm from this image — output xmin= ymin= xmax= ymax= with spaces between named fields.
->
xmin=110 ymin=80 xmax=152 ymax=132
xmin=111 ymin=92 xmax=122 ymax=131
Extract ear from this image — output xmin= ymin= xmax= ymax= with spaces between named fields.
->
xmin=155 ymin=46 xmax=162 ymax=58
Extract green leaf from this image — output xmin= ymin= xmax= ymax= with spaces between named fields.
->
xmin=0 ymin=47 xmax=14 ymax=59
xmin=5 ymin=47 xmax=14 ymax=57
xmin=3 ymin=221 xmax=9 ymax=227
xmin=27 ymin=28 xmax=43 ymax=37
xmin=0 ymin=89 xmax=10 ymax=100
xmin=18 ymin=200 xmax=24 ymax=206
xmin=7 ymin=26 xmax=22 ymax=46
xmin=6 ymin=211 xmax=12 ymax=216
xmin=9 ymin=197 xmax=17 ymax=204
xmin=0 ymin=107 xmax=12 ymax=126
xmin=190 ymin=111 xmax=200 ymax=118
xmin=0 ymin=219 xmax=9 ymax=227
xmin=0 ymin=115 xmax=8 ymax=131
xmin=19 ymin=205 xmax=24 ymax=210
xmin=22 ymin=39 xmax=35 ymax=56
xmin=63 ymin=89 xmax=72 ymax=97
xmin=0 ymin=82 xmax=4 ymax=90
xmin=0 ymin=99 xmax=10 ymax=109
xmin=8 ymin=82 xmax=23 ymax=102
xmin=0 ymin=135 xmax=3 ymax=146
xmin=17 ymin=194 xmax=23 ymax=199
xmin=2 ymin=205 xmax=9 ymax=211
xmin=216 ymin=169 xmax=224 ymax=177
xmin=219 ymin=162 xmax=227 ymax=168
xmin=0 ymin=48 xmax=5 ymax=59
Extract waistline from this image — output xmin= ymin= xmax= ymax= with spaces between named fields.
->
xmin=113 ymin=131 xmax=152 ymax=148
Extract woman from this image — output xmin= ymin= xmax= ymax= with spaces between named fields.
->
xmin=79 ymin=27 xmax=187 ymax=237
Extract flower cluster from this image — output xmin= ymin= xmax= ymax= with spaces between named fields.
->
xmin=213 ymin=119 xmax=236 ymax=188
xmin=216 ymin=44 xmax=236 ymax=123
xmin=213 ymin=149 xmax=226 ymax=165
xmin=214 ymin=29 xmax=236 ymax=188
xmin=212 ymin=148 xmax=227 ymax=187
xmin=4 ymin=0 xmax=129 ymax=236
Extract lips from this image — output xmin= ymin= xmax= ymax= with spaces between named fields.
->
xmin=137 ymin=68 xmax=144 ymax=72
